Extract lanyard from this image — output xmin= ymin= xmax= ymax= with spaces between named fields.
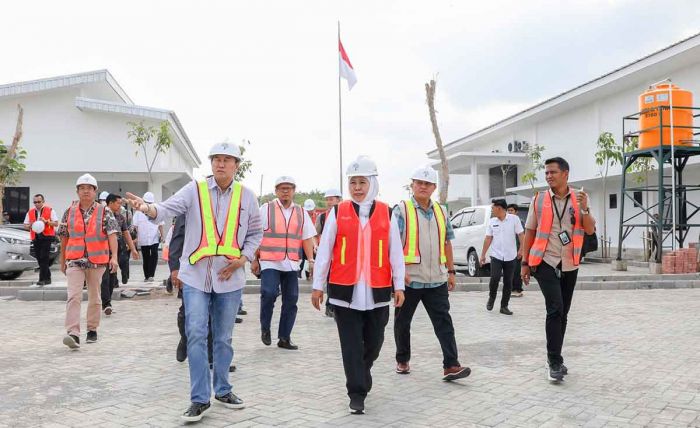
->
xmin=551 ymin=194 xmax=570 ymax=228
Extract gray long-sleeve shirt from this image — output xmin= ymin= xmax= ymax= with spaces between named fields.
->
xmin=152 ymin=176 xmax=263 ymax=293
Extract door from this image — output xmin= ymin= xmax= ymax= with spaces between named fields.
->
xmin=450 ymin=210 xmax=473 ymax=264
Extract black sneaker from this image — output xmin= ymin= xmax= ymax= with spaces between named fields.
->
xmin=561 ymin=364 xmax=568 ymax=376
xmin=261 ymin=330 xmax=271 ymax=346
xmin=36 ymin=280 xmax=46 ymax=286
xmin=238 ymin=307 xmax=247 ymax=316
xmin=214 ymin=392 xmax=245 ymax=409
xmin=181 ymin=402 xmax=210 ymax=422
xmin=63 ymin=334 xmax=80 ymax=349
xmin=499 ymin=307 xmax=513 ymax=315
xmin=176 ymin=339 xmax=187 ymax=362
xmin=86 ymin=331 xmax=97 ymax=344
xmin=547 ymin=363 xmax=564 ymax=382
xmin=235 ymin=317 xmax=243 ymax=324
xmin=486 ymin=298 xmax=495 ymax=311
xmin=277 ymin=339 xmax=298 ymax=350
xmin=349 ymin=396 xmax=365 ymax=414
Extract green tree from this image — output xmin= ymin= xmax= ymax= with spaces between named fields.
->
xmin=0 ymin=105 xmax=27 ymax=219
xmin=127 ymin=120 xmax=173 ymax=184
xmin=594 ymin=131 xmax=623 ymax=258
xmin=521 ymin=143 xmax=546 ymax=193
xmin=235 ymin=140 xmax=253 ymax=182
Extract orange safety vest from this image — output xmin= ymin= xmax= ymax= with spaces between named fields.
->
xmin=329 ymin=200 xmax=392 ymax=290
xmin=65 ymin=202 xmax=110 ymax=264
xmin=28 ymin=205 xmax=56 ymax=239
xmin=258 ymin=200 xmax=304 ymax=261
xmin=528 ymin=188 xmax=585 ymax=267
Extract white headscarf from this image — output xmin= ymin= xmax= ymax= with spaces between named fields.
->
xmin=349 ymin=176 xmax=379 ymax=222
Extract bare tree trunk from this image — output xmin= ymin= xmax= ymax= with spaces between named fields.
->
xmin=0 ymin=105 xmax=24 ymax=217
xmin=425 ymin=79 xmax=449 ymax=204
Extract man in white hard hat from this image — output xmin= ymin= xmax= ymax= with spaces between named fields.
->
xmin=315 ymin=188 xmax=343 ymax=317
xmin=98 ymin=191 xmax=109 ymax=205
xmin=132 ymin=191 xmax=165 ymax=281
xmin=393 ymin=166 xmax=471 ymax=381
xmin=58 ymin=174 xmax=119 ymax=349
xmin=125 ymin=142 xmax=262 ymax=422
xmin=251 ymin=176 xmax=316 ymax=350
xmin=24 ymin=193 xmax=59 ymax=285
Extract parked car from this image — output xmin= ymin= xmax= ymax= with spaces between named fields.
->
xmin=0 ymin=226 xmax=38 ymax=280
xmin=450 ymin=205 xmax=492 ymax=277
xmin=2 ymin=223 xmax=60 ymax=265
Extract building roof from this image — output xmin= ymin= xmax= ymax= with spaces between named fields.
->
xmin=428 ymin=31 xmax=700 ymax=157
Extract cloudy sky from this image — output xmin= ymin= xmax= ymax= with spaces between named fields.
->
xmin=2 ymin=0 xmax=699 ymax=203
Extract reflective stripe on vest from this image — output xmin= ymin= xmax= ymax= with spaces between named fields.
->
xmin=258 ymin=200 xmax=303 ymax=261
xmin=65 ymin=202 xmax=109 ymax=263
xmin=527 ymin=188 xmax=584 ymax=267
xmin=189 ymin=180 xmax=243 ymax=265
xmin=329 ymin=200 xmax=392 ymax=288
xmin=402 ymin=200 xmax=447 ymax=265
xmin=28 ymin=206 xmax=56 ymax=239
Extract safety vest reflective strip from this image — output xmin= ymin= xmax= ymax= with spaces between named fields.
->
xmin=65 ymin=203 xmax=109 ymax=263
xmin=402 ymin=200 xmax=447 ymax=265
xmin=189 ymin=181 xmax=243 ymax=265
xmin=28 ymin=206 xmax=56 ymax=239
xmin=258 ymin=201 xmax=303 ymax=261
xmin=527 ymin=189 xmax=584 ymax=267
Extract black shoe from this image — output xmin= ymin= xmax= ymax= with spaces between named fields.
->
xmin=215 ymin=392 xmax=245 ymax=409
xmin=561 ymin=364 xmax=568 ymax=376
xmin=499 ymin=307 xmax=513 ymax=315
xmin=166 ymin=282 xmax=173 ymax=293
xmin=45 ymin=279 xmax=51 ymax=285
xmin=547 ymin=363 xmax=564 ymax=382
xmin=86 ymin=331 xmax=97 ymax=343
xmin=277 ymin=339 xmax=298 ymax=350
xmin=176 ymin=339 xmax=187 ymax=362
xmin=349 ymin=396 xmax=365 ymax=414
xmin=486 ymin=299 xmax=495 ymax=311
xmin=36 ymin=280 xmax=46 ymax=286
xmin=63 ymin=334 xmax=80 ymax=349
xmin=261 ymin=330 xmax=271 ymax=346
xmin=230 ymin=365 xmax=236 ymax=373
xmin=238 ymin=307 xmax=247 ymax=316
xmin=181 ymin=402 xmax=210 ymax=422
xmin=325 ymin=305 xmax=334 ymax=318
xmin=235 ymin=317 xmax=243 ymax=324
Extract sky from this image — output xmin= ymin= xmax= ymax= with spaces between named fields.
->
xmin=2 ymin=0 xmax=699 ymax=204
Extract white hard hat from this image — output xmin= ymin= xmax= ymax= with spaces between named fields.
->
xmin=346 ymin=156 xmax=378 ymax=177
xmin=99 ymin=191 xmax=109 ymax=201
xmin=209 ymin=142 xmax=242 ymax=160
xmin=303 ymin=199 xmax=316 ymax=211
xmin=410 ymin=166 xmax=438 ymax=184
xmin=31 ymin=221 xmax=45 ymax=234
xmin=275 ymin=176 xmax=296 ymax=187
xmin=324 ymin=188 xmax=342 ymax=198
xmin=76 ymin=173 xmax=98 ymax=189
xmin=143 ymin=192 xmax=155 ymax=203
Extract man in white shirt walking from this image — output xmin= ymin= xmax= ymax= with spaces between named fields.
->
xmin=480 ymin=199 xmax=524 ymax=315
xmin=132 ymin=191 xmax=164 ymax=281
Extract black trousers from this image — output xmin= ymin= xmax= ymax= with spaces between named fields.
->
xmin=118 ymin=249 xmax=130 ymax=284
xmin=177 ymin=289 xmax=213 ymax=364
xmin=394 ymin=284 xmax=460 ymax=368
xmin=532 ymin=262 xmax=578 ymax=365
xmin=34 ymin=237 xmax=52 ymax=282
xmin=489 ymin=257 xmax=516 ymax=308
xmin=334 ymin=305 xmax=389 ymax=400
xmin=141 ymin=243 xmax=159 ymax=279
xmin=101 ymin=267 xmax=118 ymax=309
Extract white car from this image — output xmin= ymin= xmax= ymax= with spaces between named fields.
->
xmin=0 ymin=226 xmax=38 ymax=280
xmin=450 ymin=205 xmax=492 ymax=277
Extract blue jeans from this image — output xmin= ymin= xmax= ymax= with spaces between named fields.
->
xmin=183 ymin=284 xmax=242 ymax=404
xmin=260 ymin=269 xmax=299 ymax=339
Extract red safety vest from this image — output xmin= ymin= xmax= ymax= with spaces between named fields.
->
xmin=329 ymin=200 xmax=392 ymax=287
xmin=27 ymin=205 xmax=56 ymax=239
xmin=528 ymin=188 xmax=584 ymax=267
xmin=258 ymin=200 xmax=304 ymax=261
xmin=65 ymin=202 xmax=110 ymax=264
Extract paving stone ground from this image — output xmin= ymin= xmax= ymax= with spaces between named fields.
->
xmin=1 ymin=288 xmax=699 ymax=427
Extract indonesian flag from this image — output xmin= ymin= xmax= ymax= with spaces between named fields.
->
xmin=339 ymin=39 xmax=357 ymax=90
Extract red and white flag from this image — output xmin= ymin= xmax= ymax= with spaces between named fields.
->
xmin=339 ymin=39 xmax=357 ymax=90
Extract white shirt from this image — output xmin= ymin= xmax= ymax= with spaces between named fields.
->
xmin=259 ymin=200 xmax=317 ymax=272
xmin=133 ymin=211 xmax=164 ymax=246
xmin=485 ymin=213 xmax=524 ymax=262
xmin=313 ymin=206 xmax=405 ymax=311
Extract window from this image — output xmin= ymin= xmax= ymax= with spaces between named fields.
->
xmin=450 ymin=213 xmax=464 ymax=228
xmin=470 ymin=208 xmax=486 ymax=226
xmin=1 ymin=187 xmax=29 ymax=224
xmin=609 ymin=193 xmax=617 ymax=209
xmin=488 ymin=165 xmax=518 ymax=197
xmin=633 ymin=191 xmax=643 ymax=207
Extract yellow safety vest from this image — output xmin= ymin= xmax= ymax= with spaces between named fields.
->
xmin=402 ymin=199 xmax=447 ymax=265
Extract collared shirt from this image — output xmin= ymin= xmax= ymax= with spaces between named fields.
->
xmin=313 ymin=205 xmax=405 ymax=311
xmin=259 ymin=199 xmax=317 ymax=272
xmin=58 ymin=203 xmax=119 ymax=268
xmin=133 ymin=211 xmax=164 ymax=246
xmin=24 ymin=206 xmax=59 ymax=240
xmin=486 ymin=213 xmax=523 ymax=262
xmin=152 ymin=176 xmax=263 ymax=293
xmin=525 ymin=188 xmax=593 ymax=272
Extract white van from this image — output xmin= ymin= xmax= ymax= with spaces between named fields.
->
xmin=450 ymin=205 xmax=492 ymax=277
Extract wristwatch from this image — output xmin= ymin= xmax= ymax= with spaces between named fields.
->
xmin=581 ymin=208 xmax=590 ymax=215
xmin=521 ymin=261 xmax=529 ymax=267
xmin=447 ymin=269 xmax=456 ymax=275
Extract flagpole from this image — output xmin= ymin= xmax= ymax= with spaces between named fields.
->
xmin=338 ymin=20 xmax=344 ymax=197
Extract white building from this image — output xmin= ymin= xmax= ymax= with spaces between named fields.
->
xmin=429 ymin=33 xmax=700 ymax=252
xmin=0 ymin=70 xmax=200 ymax=222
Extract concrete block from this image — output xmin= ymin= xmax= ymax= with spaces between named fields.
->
xmin=649 ymin=262 xmax=663 ymax=274
xmin=43 ymin=289 xmax=69 ymax=301
xmin=612 ymin=259 xmax=628 ymax=271
xmin=17 ymin=290 xmax=43 ymax=301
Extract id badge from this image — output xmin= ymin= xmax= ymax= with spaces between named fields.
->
xmin=558 ymin=231 xmax=571 ymax=246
